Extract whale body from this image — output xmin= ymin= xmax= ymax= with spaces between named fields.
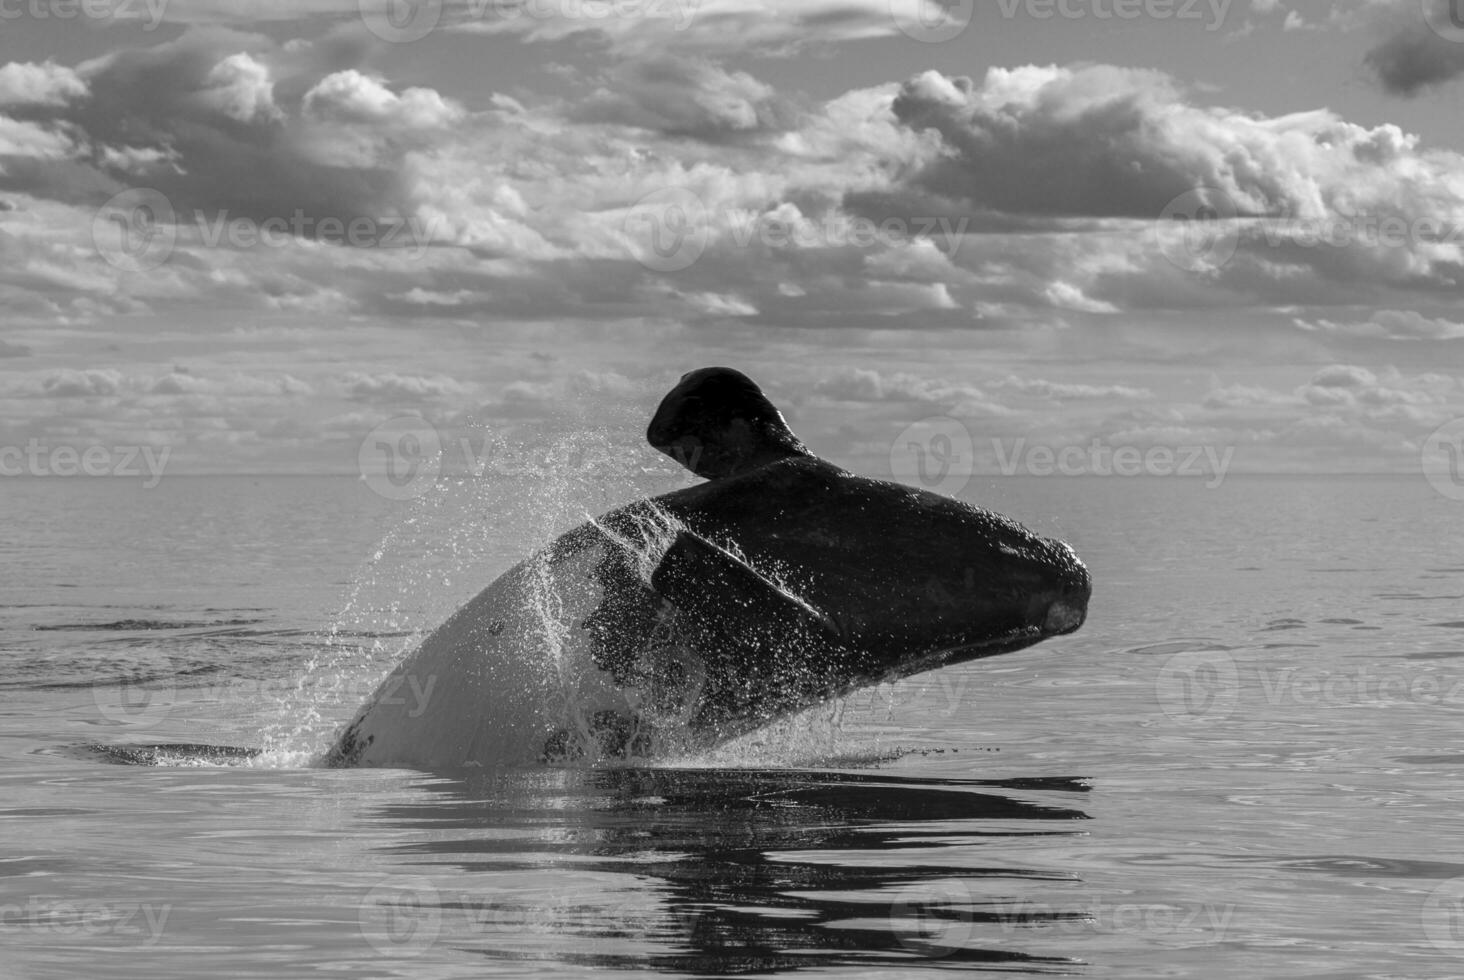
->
xmin=325 ymin=368 xmax=1091 ymax=769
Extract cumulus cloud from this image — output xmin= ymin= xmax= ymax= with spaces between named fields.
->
xmin=0 ymin=29 xmax=433 ymax=234
xmin=570 ymin=57 xmax=797 ymax=140
xmin=40 ymin=369 xmax=124 ymax=398
xmin=0 ymin=61 xmax=88 ymax=107
xmin=196 ymin=52 xmax=281 ymax=122
xmin=888 ymin=64 xmax=1449 ymax=230
xmin=303 ymin=70 xmax=463 ymax=128
xmin=0 ymin=117 xmax=77 ymax=159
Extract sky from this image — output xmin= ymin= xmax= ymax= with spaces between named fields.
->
xmin=2 ymin=0 xmax=1464 ymax=483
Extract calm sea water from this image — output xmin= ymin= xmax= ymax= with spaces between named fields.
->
xmin=2 ymin=471 xmax=1462 ymax=979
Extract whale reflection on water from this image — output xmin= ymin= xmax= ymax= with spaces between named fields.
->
xmin=367 ymin=767 xmax=1094 ymax=974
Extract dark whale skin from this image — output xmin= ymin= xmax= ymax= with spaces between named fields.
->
xmin=326 ymin=366 xmax=1092 ymax=765
xmin=572 ymin=454 xmax=1091 ymax=744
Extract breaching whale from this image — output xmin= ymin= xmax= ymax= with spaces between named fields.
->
xmin=325 ymin=368 xmax=1091 ymax=769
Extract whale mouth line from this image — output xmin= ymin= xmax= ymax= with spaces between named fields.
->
xmin=851 ymin=622 xmax=1060 ymax=693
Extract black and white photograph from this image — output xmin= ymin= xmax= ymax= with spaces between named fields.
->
xmin=2 ymin=0 xmax=1463 ymax=976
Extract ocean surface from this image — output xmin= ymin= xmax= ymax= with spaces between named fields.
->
xmin=2 ymin=470 xmax=1462 ymax=979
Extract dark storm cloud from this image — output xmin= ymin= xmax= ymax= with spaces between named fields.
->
xmin=1364 ymin=5 xmax=1464 ymax=96
xmin=0 ymin=27 xmax=411 ymax=230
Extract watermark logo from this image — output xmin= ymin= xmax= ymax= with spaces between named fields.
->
xmin=991 ymin=0 xmax=1232 ymax=30
xmin=93 ymin=189 xmax=439 ymax=270
xmin=359 ymin=0 xmax=444 ymax=41
xmin=0 ymin=440 xmax=171 ymax=487
xmin=94 ymin=672 xmax=437 ymax=733
xmin=890 ymin=416 xmax=975 ymax=496
xmin=359 ymin=876 xmax=443 ymax=956
xmin=1155 ymin=650 xmax=1240 ymax=723
xmin=623 ymin=187 xmax=709 ymax=273
xmin=1155 ymin=187 xmax=1240 ymax=272
xmin=360 ymin=0 xmax=699 ymax=42
xmin=0 ymin=0 xmax=170 ymax=29
xmin=93 ymin=188 xmax=176 ymax=272
xmin=993 ymin=438 xmax=1235 ymax=488
xmin=1422 ymin=417 xmax=1464 ymax=502
xmin=622 ymin=188 xmax=971 ymax=272
xmin=890 ymin=0 xmax=973 ymax=42
xmin=1424 ymin=877 xmax=1464 ymax=952
xmin=92 ymin=677 xmax=176 ymax=728
xmin=890 ymin=880 xmax=978 ymax=956
xmin=1156 ymin=657 xmax=1464 ymax=722
xmin=1423 ymin=0 xmax=1464 ymax=43
xmin=0 ymin=897 xmax=171 ymax=944
xmin=359 ymin=416 xmax=443 ymax=501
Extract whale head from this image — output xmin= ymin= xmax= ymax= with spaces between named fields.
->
xmin=605 ymin=367 xmax=1092 ymax=740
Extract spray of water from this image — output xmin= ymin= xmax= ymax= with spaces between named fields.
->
xmin=241 ymin=415 xmax=904 ymax=772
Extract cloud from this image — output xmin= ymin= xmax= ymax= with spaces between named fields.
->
xmin=0 ymin=117 xmax=77 ymax=159
xmin=569 ymin=56 xmax=798 ymax=140
xmin=39 ymin=369 xmax=124 ymax=397
xmin=991 ymin=376 xmax=1155 ymax=401
xmin=1296 ymin=309 xmax=1464 ymax=341
xmin=0 ymin=28 xmax=427 ymax=231
xmin=1365 ymin=0 xmax=1464 ymax=95
xmin=450 ymin=0 xmax=961 ymax=57
xmin=196 ymin=51 xmax=282 ymax=122
xmin=303 ymin=70 xmax=463 ymax=128
xmin=887 ymin=63 xmax=1455 ymax=232
xmin=341 ymin=371 xmax=469 ymax=403
xmin=0 ymin=61 xmax=88 ymax=107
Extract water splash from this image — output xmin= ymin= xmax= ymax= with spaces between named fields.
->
xmin=253 ymin=421 xmax=693 ymax=767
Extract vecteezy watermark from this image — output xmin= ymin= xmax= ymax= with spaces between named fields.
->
xmin=1156 ymin=650 xmax=1464 ymax=723
xmin=358 ymin=0 xmax=698 ymax=43
xmin=92 ymin=676 xmax=176 ymax=728
xmin=1155 ymin=185 xmax=1464 ymax=273
xmin=0 ymin=440 xmax=170 ymax=488
xmin=1423 ymin=0 xmax=1464 ymax=44
xmin=621 ymin=186 xmax=971 ymax=272
xmin=992 ymin=438 xmax=1235 ymax=488
xmin=1423 ymin=877 xmax=1464 ymax=953
xmin=92 ymin=188 xmax=439 ymax=271
xmin=94 ymin=671 xmax=438 ymax=731
xmin=92 ymin=188 xmax=176 ymax=273
xmin=360 ymin=877 xmax=443 ymax=956
xmin=0 ymin=897 xmax=172 ymax=945
xmin=359 ymin=416 xmax=444 ymax=501
xmin=889 ymin=879 xmax=983 ymax=956
xmin=1422 ymin=417 xmax=1464 ymax=502
xmin=356 ymin=876 xmax=704 ymax=955
xmin=889 ymin=0 xmax=974 ymax=42
xmin=357 ymin=418 xmax=677 ymax=500
xmin=0 ymin=0 xmax=168 ymax=28
xmin=890 ymin=879 xmax=1237 ymax=957
xmin=994 ymin=0 xmax=1232 ymax=29
xmin=622 ymin=187 xmax=710 ymax=273
xmin=890 ymin=416 xmax=976 ymax=496
xmin=1155 ymin=650 xmax=1242 ymax=723
xmin=888 ymin=419 xmax=1235 ymax=493
xmin=1154 ymin=187 xmax=1241 ymax=272
xmin=94 ymin=670 xmax=439 ymax=734
xmin=891 ymin=0 xmax=1232 ymax=42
